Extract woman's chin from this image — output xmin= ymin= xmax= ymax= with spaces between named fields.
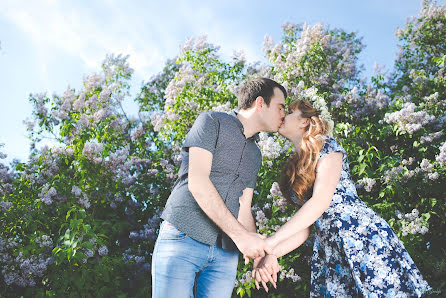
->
xmin=278 ymin=128 xmax=289 ymax=139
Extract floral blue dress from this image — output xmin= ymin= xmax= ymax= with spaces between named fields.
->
xmin=293 ymin=136 xmax=431 ymax=297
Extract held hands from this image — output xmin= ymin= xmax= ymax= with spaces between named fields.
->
xmin=235 ymin=232 xmax=272 ymax=263
xmin=251 ymin=254 xmax=281 ymax=292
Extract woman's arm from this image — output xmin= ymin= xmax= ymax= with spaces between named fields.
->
xmin=266 ymin=152 xmax=343 ymax=249
xmin=270 ymin=226 xmax=311 ymax=258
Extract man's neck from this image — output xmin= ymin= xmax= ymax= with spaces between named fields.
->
xmin=236 ymin=109 xmax=259 ymax=139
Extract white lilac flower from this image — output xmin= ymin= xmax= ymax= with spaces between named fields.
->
xmin=401 ymin=157 xmax=415 ymax=166
xmin=98 ymin=246 xmax=108 ymax=256
xmin=84 ymin=249 xmax=94 ymax=258
xmin=279 ymin=267 xmax=301 ymax=282
xmin=384 ymin=102 xmax=435 ymax=134
xmin=270 ymin=182 xmax=282 ymax=197
xmin=264 ymin=22 xmax=362 ymax=93
xmin=232 ymin=49 xmax=246 ymax=65
xmin=0 ymin=201 xmax=13 ymax=210
xmin=73 ymin=93 xmax=85 ymax=111
xmin=420 ymin=159 xmax=433 ymax=172
xmin=1 ymin=253 xmax=52 ymax=287
xmin=427 ymin=172 xmax=439 ymax=180
xmin=263 ymin=35 xmax=275 ymax=52
xmin=82 ymin=142 xmax=104 ymax=163
xmin=357 ymin=178 xmax=376 ymax=192
xmin=150 ymin=113 xmax=166 ymax=132
xmin=212 ymin=102 xmax=232 ymax=113
xmin=255 ymin=210 xmax=267 ymax=230
xmin=85 ymin=94 xmax=98 ymax=110
xmin=397 ymin=208 xmax=429 ymax=236
xmin=436 ymin=141 xmax=446 ymax=164
xmin=166 ymin=110 xmax=180 ymax=121
xmin=35 ymin=235 xmax=53 ymax=248
xmin=71 ymin=186 xmax=82 ymax=197
xmin=38 ymin=184 xmax=58 ymax=205
xmin=78 ymin=194 xmax=90 ymax=209
xmin=418 ymin=159 xmax=439 ymax=180
xmin=164 ymin=64 xmax=198 ymax=101
xmin=332 ymin=85 xmax=390 ymax=118
xmin=257 ymin=133 xmax=282 ymax=160
xmin=102 ymin=53 xmax=133 ymax=82
xmin=98 ymin=86 xmax=113 ymax=103
xmin=238 ymin=271 xmax=252 ymax=285
xmin=420 ymin=131 xmax=443 ymax=144
xmin=272 ymin=195 xmax=288 ymax=212
xmin=130 ymin=126 xmax=144 ymax=140
xmin=93 ymin=109 xmax=110 ymax=122
xmin=129 ymin=232 xmax=139 ymax=240
xmin=23 ymin=118 xmax=35 ymax=131
xmin=382 ymin=163 xmax=419 ymax=184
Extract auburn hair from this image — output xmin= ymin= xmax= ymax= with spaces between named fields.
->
xmin=279 ymin=100 xmax=329 ymax=207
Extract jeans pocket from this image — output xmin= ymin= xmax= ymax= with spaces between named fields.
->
xmin=159 ymin=221 xmax=187 ymax=241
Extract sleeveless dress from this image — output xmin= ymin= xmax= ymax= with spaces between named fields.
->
xmin=291 ymin=136 xmax=431 ymax=297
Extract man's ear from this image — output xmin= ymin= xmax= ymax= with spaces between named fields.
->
xmin=255 ymin=96 xmax=264 ymax=111
xmin=302 ymin=118 xmax=310 ymax=128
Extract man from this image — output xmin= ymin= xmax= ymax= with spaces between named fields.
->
xmin=152 ymin=78 xmax=287 ymax=297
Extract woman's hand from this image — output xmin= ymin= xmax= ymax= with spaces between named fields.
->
xmin=252 ymin=254 xmax=280 ymax=292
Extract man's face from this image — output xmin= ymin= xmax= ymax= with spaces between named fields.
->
xmin=260 ymin=87 xmax=286 ymax=132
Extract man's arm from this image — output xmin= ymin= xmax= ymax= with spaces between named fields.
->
xmin=188 ymin=147 xmax=271 ymax=259
xmin=237 ymin=188 xmax=256 ymax=233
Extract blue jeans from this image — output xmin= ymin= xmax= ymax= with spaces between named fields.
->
xmin=151 ymin=221 xmax=239 ymax=298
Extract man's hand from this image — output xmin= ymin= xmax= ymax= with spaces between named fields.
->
xmin=252 ymin=254 xmax=280 ymax=292
xmin=234 ymin=232 xmax=272 ymax=261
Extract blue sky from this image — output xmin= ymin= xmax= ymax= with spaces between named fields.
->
xmin=0 ymin=0 xmax=439 ymax=164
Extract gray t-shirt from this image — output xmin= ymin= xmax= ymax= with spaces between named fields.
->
xmin=161 ymin=110 xmax=262 ymax=251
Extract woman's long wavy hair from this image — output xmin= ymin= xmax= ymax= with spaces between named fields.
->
xmin=279 ymin=100 xmax=329 ymax=207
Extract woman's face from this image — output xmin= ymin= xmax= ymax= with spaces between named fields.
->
xmin=278 ymin=108 xmax=307 ymax=140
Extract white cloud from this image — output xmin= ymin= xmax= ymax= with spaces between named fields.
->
xmin=1 ymin=1 xmax=167 ymax=77
xmin=1 ymin=0 xmax=267 ymax=85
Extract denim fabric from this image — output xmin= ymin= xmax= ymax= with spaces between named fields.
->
xmin=151 ymin=221 xmax=239 ymax=298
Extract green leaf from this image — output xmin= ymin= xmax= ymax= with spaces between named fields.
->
xmin=66 ymin=208 xmax=74 ymax=220
xmin=430 ymin=198 xmax=437 ymax=208
xmin=64 ymin=229 xmax=71 ymax=239
xmin=358 ymin=163 xmax=367 ymax=176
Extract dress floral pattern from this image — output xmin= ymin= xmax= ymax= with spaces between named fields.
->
xmin=298 ymin=136 xmax=431 ymax=297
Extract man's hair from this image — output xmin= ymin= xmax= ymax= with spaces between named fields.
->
xmin=238 ymin=78 xmax=287 ymax=110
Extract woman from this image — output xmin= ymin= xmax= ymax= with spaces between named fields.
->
xmin=253 ymin=99 xmax=431 ymax=297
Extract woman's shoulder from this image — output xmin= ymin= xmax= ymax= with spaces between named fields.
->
xmin=319 ymin=135 xmax=346 ymax=159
